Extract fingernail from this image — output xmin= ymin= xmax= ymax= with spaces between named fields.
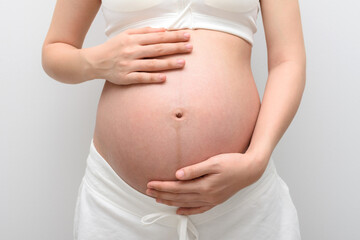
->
xmin=177 ymin=59 xmax=185 ymax=66
xmin=158 ymin=74 xmax=166 ymax=81
xmin=185 ymin=44 xmax=192 ymax=50
xmin=184 ymin=32 xmax=190 ymax=38
xmin=176 ymin=170 xmax=184 ymax=178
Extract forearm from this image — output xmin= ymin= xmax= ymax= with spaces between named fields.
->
xmin=246 ymin=60 xmax=306 ymax=166
xmin=41 ymin=43 xmax=94 ymax=84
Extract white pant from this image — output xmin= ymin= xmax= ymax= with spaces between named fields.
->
xmin=73 ymin=139 xmax=301 ymax=240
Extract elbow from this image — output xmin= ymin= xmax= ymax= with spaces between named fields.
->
xmin=41 ymin=51 xmax=49 ymax=78
xmin=297 ymin=49 xmax=307 ymax=91
xmin=295 ymin=53 xmax=307 ymax=96
xmin=289 ymin=55 xmax=306 ymax=95
xmin=41 ymin=44 xmax=54 ymax=81
xmin=41 ymin=43 xmax=76 ymax=85
xmin=302 ymin=54 xmax=307 ymax=91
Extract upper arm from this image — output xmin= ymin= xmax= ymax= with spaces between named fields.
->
xmin=43 ymin=0 xmax=101 ymax=48
xmin=260 ymin=0 xmax=306 ymax=69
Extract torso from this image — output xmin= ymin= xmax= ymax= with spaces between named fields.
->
xmin=93 ymin=29 xmax=261 ymax=195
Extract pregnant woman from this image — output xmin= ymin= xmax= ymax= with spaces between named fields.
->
xmin=42 ymin=0 xmax=306 ymax=239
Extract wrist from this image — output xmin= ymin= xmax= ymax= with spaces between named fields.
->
xmin=244 ymin=147 xmax=272 ymax=182
xmin=79 ymin=46 xmax=104 ymax=81
xmin=245 ymin=142 xmax=273 ymax=163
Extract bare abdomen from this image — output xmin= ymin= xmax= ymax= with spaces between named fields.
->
xmin=93 ymin=29 xmax=261 ymax=194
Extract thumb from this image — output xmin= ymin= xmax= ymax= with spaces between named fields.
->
xmin=175 ymin=157 xmax=220 ymax=180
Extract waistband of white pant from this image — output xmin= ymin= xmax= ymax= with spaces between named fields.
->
xmin=83 ymin=138 xmax=278 ymax=225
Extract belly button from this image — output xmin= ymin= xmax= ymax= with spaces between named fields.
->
xmin=173 ymin=108 xmax=185 ymax=120
xmin=175 ymin=112 xmax=183 ymax=118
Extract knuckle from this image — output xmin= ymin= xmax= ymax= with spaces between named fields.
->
xmin=127 ymin=34 xmax=137 ymax=44
xmin=141 ymin=76 xmax=150 ymax=83
xmin=136 ymin=74 xmax=146 ymax=83
xmin=147 ymin=60 xmax=157 ymax=69
xmin=177 ymin=32 xmax=184 ymax=39
xmin=184 ymin=168 xmax=192 ymax=178
xmin=168 ymin=60 xmax=175 ymax=68
xmin=149 ymin=74 xmax=159 ymax=82
xmin=211 ymin=158 xmax=221 ymax=172
xmin=174 ymin=44 xmax=183 ymax=52
xmin=181 ymin=43 xmax=188 ymax=51
xmin=117 ymin=60 xmax=129 ymax=68
xmin=156 ymin=32 xmax=166 ymax=42
xmin=151 ymin=74 xmax=159 ymax=82
xmin=199 ymin=183 xmax=209 ymax=193
xmin=119 ymin=34 xmax=131 ymax=45
xmin=153 ymin=44 xmax=166 ymax=55
xmin=122 ymin=47 xmax=135 ymax=58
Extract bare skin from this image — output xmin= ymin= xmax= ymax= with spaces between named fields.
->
xmin=42 ymin=0 xmax=306 ymax=216
xmin=92 ymin=28 xmax=260 ymax=195
xmin=145 ymin=0 xmax=306 ymax=215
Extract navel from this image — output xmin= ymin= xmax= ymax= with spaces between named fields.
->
xmin=173 ymin=108 xmax=185 ymax=120
xmin=175 ymin=112 xmax=183 ymax=118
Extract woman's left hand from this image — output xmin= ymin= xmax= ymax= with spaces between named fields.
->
xmin=146 ymin=152 xmax=266 ymax=215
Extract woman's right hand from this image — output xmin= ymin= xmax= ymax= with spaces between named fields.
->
xmin=82 ymin=27 xmax=193 ymax=85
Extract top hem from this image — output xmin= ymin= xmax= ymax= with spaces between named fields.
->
xmin=104 ymin=14 xmax=256 ymax=46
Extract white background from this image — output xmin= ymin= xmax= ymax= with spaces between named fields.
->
xmin=1 ymin=0 xmax=359 ymax=239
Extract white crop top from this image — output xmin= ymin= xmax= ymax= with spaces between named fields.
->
xmin=101 ymin=0 xmax=260 ymax=46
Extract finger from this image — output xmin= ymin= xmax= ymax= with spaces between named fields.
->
xmin=147 ymin=179 xmax=202 ymax=193
xmin=136 ymin=43 xmax=193 ymax=58
xmin=177 ymin=206 xmax=215 ymax=216
xmin=125 ymin=26 xmax=166 ymax=35
xmin=125 ymin=72 xmax=166 ymax=85
xmin=176 ymin=157 xmax=221 ymax=180
xmin=136 ymin=31 xmax=190 ymax=45
xmin=130 ymin=58 xmax=185 ymax=72
xmin=146 ymin=188 xmax=200 ymax=201
xmin=156 ymin=198 xmax=208 ymax=208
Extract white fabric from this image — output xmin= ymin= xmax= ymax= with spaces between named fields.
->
xmin=141 ymin=213 xmax=199 ymax=240
xmin=101 ymin=0 xmax=260 ymax=46
xmin=73 ymin=139 xmax=301 ymax=240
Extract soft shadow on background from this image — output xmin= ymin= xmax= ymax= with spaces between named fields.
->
xmin=1 ymin=1 xmax=359 ymax=239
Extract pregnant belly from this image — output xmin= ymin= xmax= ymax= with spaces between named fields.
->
xmin=93 ymin=29 xmax=261 ymax=194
